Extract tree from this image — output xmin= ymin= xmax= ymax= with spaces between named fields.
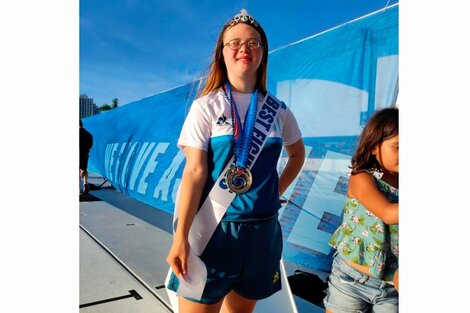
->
xmin=98 ymin=98 xmax=118 ymax=113
xmin=98 ymin=104 xmax=112 ymax=112
xmin=112 ymin=98 xmax=119 ymax=108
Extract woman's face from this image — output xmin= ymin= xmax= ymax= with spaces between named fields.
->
xmin=222 ymin=23 xmax=263 ymax=83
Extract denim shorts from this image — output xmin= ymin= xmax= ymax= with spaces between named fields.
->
xmin=323 ymin=253 xmax=398 ymax=313
xmin=167 ymin=216 xmax=283 ymax=304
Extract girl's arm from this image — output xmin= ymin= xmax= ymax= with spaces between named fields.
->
xmin=279 ymin=138 xmax=305 ymax=196
xmin=166 ymin=146 xmax=208 ymax=277
xmin=348 ymin=172 xmax=398 ymax=224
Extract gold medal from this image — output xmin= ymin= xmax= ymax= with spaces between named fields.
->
xmin=225 ymin=165 xmax=252 ymax=194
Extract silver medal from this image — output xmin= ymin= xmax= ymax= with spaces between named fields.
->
xmin=225 ymin=165 xmax=252 ymax=194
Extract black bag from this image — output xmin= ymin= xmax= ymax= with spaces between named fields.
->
xmin=87 ymin=183 xmax=100 ymax=190
xmin=287 ymin=270 xmax=328 ymax=305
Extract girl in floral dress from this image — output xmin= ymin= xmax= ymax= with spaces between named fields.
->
xmin=324 ymin=107 xmax=399 ymax=313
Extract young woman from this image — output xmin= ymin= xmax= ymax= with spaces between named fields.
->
xmin=166 ymin=9 xmax=305 ymax=313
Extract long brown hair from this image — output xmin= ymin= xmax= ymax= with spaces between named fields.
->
xmin=350 ymin=107 xmax=398 ymax=174
xmin=199 ymin=16 xmax=269 ymax=97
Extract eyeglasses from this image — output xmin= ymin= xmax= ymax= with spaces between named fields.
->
xmin=224 ymin=39 xmax=262 ymax=50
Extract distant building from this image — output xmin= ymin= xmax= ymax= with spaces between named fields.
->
xmin=80 ymin=94 xmax=98 ymax=118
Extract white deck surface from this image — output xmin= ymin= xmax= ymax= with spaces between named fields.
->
xmin=80 ymin=228 xmax=171 ymax=313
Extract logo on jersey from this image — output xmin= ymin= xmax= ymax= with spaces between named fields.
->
xmin=216 ymin=114 xmax=231 ymax=126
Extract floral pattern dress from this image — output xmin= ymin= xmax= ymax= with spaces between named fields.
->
xmin=329 ymin=170 xmax=398 ymax=282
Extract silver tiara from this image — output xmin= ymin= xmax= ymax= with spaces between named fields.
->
xmin=229 ymin=9 xmax=259 ymax=27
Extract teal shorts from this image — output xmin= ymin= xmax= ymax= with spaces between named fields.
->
xmin=167 ymin=216 xmax=283 ymax=304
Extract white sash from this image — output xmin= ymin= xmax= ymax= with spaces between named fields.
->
xmin=167 ymin=92 xmax=283 ymax=301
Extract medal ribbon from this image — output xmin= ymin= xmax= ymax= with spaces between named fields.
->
xmin=224 ymin=82 xmax=258 ymax=169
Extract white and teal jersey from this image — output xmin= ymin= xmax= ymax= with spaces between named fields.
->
xmin=178 ymin=88 xmax=302 ymax=222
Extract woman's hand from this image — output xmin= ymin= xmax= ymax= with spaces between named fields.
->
xmin=166 ymin=233 xmax=190 ymax=278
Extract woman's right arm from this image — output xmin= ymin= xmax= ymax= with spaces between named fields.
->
xmin=166 ymin=146 xmax=208 ymax=278
xmin=348 ymin=172 xmax=398 ymax=225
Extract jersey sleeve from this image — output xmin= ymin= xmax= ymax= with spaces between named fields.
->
xmin=281 ymin=105 xmax=302 ymax=146
xmin=177 ymin=99 xmax=212 ymax=151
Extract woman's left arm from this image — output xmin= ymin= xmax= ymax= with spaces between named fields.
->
xmin=279 ymin=138 xmax=305 ymax=196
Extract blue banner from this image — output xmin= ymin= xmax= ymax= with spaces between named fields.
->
xmin=83 ymin=5 xmax=398 ymax=273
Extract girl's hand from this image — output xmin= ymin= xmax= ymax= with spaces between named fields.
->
xmin=166 ymin=234 xmax=190 ymax=278
xmin=393 ymin=269 xmax=399 ymax=292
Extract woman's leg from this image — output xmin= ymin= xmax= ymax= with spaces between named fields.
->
xmin=178 ymin=296 xmax=223 ymax=313
xmin=221 ymin=290 xmax=257 ymax=313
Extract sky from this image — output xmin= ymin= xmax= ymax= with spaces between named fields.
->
xmin=80 ymin=0 xmax=399 ymax=106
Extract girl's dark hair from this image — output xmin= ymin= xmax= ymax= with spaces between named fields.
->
xmin=350 ymin=107 xmax=398 ymax=174
xmin=199 ymin=16 xmax=269 ymax=97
